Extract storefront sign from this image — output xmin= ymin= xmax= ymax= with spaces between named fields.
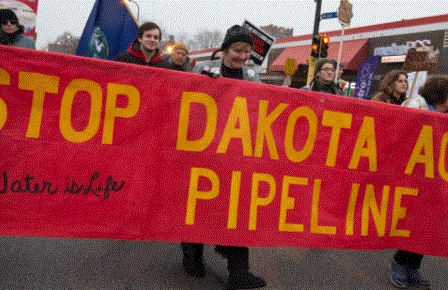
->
xmin=381 ymin=55 xmax=406 ymax=63
xmin=374 ymin=40 xmax=433 ymax=57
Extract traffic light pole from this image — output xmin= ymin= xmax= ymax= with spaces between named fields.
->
xmin=313 ymin=0 xmax=322 ymax=37
xmin=307 ymin=0 xmax=323 ymax=84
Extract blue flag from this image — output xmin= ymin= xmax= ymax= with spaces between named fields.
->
xmin=76 ymin=0 xmax=138 ymax=60
xmin=354 ymin=56 xmax=380 ymax=99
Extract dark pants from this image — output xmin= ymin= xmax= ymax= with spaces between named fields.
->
xmin=181 ymin=243 xmax=249 ymax=271
xmin=394 ymin=250 xmax=423 ymax=269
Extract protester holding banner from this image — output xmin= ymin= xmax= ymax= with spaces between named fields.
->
xmin=114 ymin=22 xmax=171 ymax=69
xmin=192 ymin=25 xmax=260 ymax=83
xmin=0 ymin=9 xmax=35 ymax=49
xmin=181 ymin=25 xmax=266 ymax=290
xmin=164 ymin=42 xmax=192 ymax=72
xmin=386 ymin=77 xmax=448 ymax=289
xmin=371 ymin=70 xmax=408 ymax=105
xmin=402 ymin=76 xmax=448 ymax=112
xmin=301 ymin=59 xmax=343 ymax=95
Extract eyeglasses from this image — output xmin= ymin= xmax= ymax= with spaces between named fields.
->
xmin=1 ymin=20 xmax=18 ymax=25
xmin=321 ymin=67 xmax=336 ymax=72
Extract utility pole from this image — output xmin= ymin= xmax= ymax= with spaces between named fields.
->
xmin=313 ymin=0 xmax=322 ymax=37
xmin=307 ymin=0 xmax=323 ymax=84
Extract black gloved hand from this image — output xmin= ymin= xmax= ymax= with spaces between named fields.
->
xmin=200 ymin=70 xmax=219 ymax=78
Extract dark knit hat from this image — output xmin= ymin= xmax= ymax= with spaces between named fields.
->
xmin=221 ymin=25 xmax=253 ymax=50
xmin=0 ymin=9 xmax=19 ymax=24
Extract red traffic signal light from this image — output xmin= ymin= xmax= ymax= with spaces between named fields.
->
xmin=320 ymin=35 xmax=330 ymax=58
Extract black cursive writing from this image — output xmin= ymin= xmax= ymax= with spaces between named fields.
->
xmin=0 ymin=172 xmax=58 ymax=194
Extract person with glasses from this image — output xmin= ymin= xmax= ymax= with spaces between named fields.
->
xmin=301 ymin=58 xmax=343 ymax=95
xmin=0 ymin=9 xmax=35 ymax=49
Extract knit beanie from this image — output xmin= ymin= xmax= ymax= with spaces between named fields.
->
xmin=221 ymin=25 xmax=253 ymax=50
xmin=172 ymin=42 xmax=188 ymax=53
xmin=0 ymin=9 xmax=19 ymax=24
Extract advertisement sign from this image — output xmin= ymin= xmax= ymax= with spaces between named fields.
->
xmin=242 ymin=20 xmax=275 ymax=65
xmin=1 ymin=47 xmax=448 ymax=257
xmin=0 ymin=0 xmax=38 ymax=37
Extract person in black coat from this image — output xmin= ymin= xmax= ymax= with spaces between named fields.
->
xmin=181 ymin=25 xmax=266 ymax=290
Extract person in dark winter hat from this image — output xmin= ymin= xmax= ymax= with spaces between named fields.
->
xmin=0 ymin=8 xmax=35 ymax=49
xmin=181 ymin=24 xmax=266 ymax=290
xmin=191 ymin=25 xmax=259 ymax=82
xmin=301 ymin=58 xmax=343 ymax=95
xmin=221 ymin=25 xmax=253 ymax=51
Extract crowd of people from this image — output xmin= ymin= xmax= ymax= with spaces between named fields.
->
xmin=2 ymin=8 xmax=448 ymax=290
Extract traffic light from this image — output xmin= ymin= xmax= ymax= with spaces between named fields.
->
xmin=311 ymin=35 xmax=321 ymax=58
xmin=320 ymin=35 xmax=330 ymax=58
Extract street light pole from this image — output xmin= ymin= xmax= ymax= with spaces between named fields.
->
xmin=313 ymin=0 xmax=322 ymax=37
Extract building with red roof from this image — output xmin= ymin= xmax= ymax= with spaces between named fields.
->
xmin=190 ymin=14 xmax=448 ymax=97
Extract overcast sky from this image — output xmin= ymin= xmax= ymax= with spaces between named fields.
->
xmin=34 ymin=0 xmax=448 ymax=49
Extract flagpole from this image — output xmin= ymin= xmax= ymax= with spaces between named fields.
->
xmin=122 ymin=0 xmax=139 ymax=26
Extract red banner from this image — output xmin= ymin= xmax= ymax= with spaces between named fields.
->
xmin=0 ymin=46 xmax=447 ymax=257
